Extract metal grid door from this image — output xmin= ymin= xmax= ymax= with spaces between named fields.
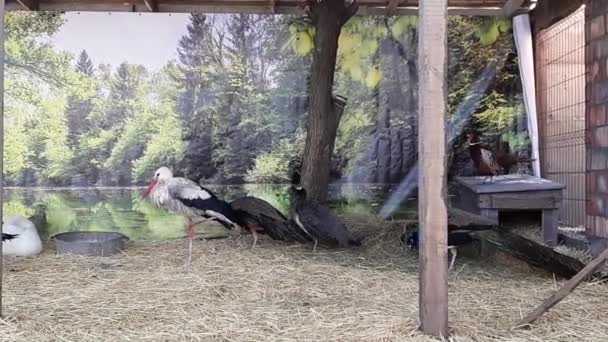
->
xmin=535 ymin=6 xmax=586 ymax=227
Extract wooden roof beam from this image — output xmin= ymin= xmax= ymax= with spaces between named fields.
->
xmin=3 ymin=1 xmax=537 ymax=16
xmin=143 ymin=0 xmax=158 ymax=12
xmin=16 ymin=0 xmax=38 ymax=10
xmin=385 ymin=0 xmax=398 ymax=16
xmin=502 ymin=0 xmax=524 ymax=17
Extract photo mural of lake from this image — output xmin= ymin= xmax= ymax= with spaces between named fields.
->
xmin=4 ymin=12 xmax=530 ymax=240
xmin=4 ymin=185 xmax=417 ymax=240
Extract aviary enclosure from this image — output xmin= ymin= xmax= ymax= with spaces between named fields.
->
xmin=2 ymin=2 xmax=608 ymax=341
xmin=4 ymin=12 xmax=529 ymax=238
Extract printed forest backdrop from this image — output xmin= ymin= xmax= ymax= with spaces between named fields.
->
xmin=4 ymin=12 xmax=530 ymax=188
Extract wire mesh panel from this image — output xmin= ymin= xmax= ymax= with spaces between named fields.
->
xmin=535 ymin=6 xmax=586 ymax=227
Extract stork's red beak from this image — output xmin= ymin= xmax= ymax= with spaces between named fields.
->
xmin=141 ymin=179 xmax=158 ymax=198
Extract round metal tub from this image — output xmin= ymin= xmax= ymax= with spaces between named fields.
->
xmin=53 ymin=231 xmax=128 ymax=257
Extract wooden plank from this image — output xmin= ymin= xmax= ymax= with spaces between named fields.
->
xmin=475 ymin=229 xmax=587 ymax=278
xmin=483 ymin=191 xmax=562 ymax=209
xmin=455 ymin=186 xmax=483 ymax=214
xmin=479 ymin=209 xmax=499 ymax=223
xmin=143 ymin=0 xmax=158 ymax=12
xmin=0 ymin=0 xmax=5 ymax=318
xmin=418 ymin=0 xmax=449 ymax=337
xmin=15 ymin=0 xmax=38 ymax=10
xmin=455 ymin=175 xmax=564 ymax=194
xmin=515 ymin=248 xmax=608 ymax=328
xmin=542 ymin=209 xmax=558 ymax=246
xmin=502 ymin=0 xmax=524 ymax=16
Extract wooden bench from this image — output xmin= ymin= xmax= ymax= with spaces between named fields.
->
xmin=455 ymin=175 xmax=565 ymax=246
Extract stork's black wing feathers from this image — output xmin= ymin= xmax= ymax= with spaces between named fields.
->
xmin=230 ymin=196 xmax=311 ymax=243
xmin=179 ymin=196 xmax=241 ymax=229
xmin=2 ymin=233 xmax=18 ymax=241
xmin=447 ymin=231 xmax=475 ymax=246
xmin=296 ymin=203 xmax=361 ymax=248
xmin=168 ymin=180 xmax=241 ymax=229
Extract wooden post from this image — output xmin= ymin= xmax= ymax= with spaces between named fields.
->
xmin=0 ymin=0 xmax=5 ymax=317
xmin=417 ymin=0 xmax=449 ymax=337
xmin=515 ymin=248 xmax=608 ymax=328
xmin=542 ymin=209 xmax=558 ymax=246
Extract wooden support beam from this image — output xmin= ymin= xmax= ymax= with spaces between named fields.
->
xmin=417 ymin=0 xmax=449 ymax=337
xmin=502 ymin=0 xmax=524 ymax=17
xmin=385 ymin=0 xmax=398 ymax=16
xmin=515 ymin=248 xmax=608 ymax=328
xmin=143 ymin=0 xmax=157 ymax=12
xmin=0 ymin=0 xmax=5 ymax=318
xmin=15 ymin=0 xmax=38 ymax=10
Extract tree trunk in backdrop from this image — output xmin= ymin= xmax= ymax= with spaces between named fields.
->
xmin=301 ymin=0 xmax=358 ymax=202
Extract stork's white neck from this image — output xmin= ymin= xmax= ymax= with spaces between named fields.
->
xmin=151 ymin=181 xmax=171 ymax=207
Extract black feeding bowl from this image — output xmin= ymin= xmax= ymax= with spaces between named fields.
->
xmin=53 ymin=231 xmax=128 ymax=257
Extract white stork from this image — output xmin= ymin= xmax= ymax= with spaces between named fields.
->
xmin=141 ymin=166 xmax=242 ymax=266
xmin=2 ymin=216 xmax=43 ymax=257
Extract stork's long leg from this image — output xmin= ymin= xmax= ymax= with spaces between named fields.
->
xmin=312 ymin=239 xmax=318 ymax=253
xmin=187 ymin=234 xmax=193 ymax=268
xmin=448 ymin=246 xmax=457 ymax=271
xmin=185 ymin=217 xmax=198 ymax=269
xmin=191 ymin=216 xmax=212 ymax=227
xmin=250 ymin=229 xmax=258 ymax=252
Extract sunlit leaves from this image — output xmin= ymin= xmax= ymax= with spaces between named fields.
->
xmin=246 ymin=129 xmax=306 ymax=183
xmin=365 ymin=65 xmax=382 ymax=89
xmin=473 ymin=91 xmax=522 ymax=134
xmin=287 ymin=16 xmax=419 ymax=89
xmin=32 ymin=98 xmax=74 ymax=181
xmin=4 ymin=112 xmax=31 ymax=177
xmin=501 ymin=131 xmax=530 ymax=152
xmin=391 ymin=16 xmax=417 ymax=38
xmin=132 ymin=108 xmax=185 ymax=183
xmin=476 ymin=16 xmax=512 ymax=46
xmin=285 ymin=18 xmax=315 ymax=56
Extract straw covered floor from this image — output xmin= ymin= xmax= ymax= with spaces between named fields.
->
xmin=1 ymin=217 xmax=608 ymax=341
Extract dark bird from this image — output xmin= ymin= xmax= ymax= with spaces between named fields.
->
xmin=403 ymin=230 xmax=475 ymax=271
xmin=288 ymin=185 xmax=361 ymax=252
xmin=230 ymin=196 xmax=312 ymax=250
xmin=142 ymin=166 xmax=243 ymax=266
xmin=466 ymin=132 xmax=528 ymax=179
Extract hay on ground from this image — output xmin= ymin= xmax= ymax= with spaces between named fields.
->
xmin=1 ymin=218 xmax=608 ymax=342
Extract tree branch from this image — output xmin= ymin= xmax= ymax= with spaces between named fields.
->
xmin=5 ymin=58 xmax=71 ymax=88
xmin=341 ymin=0 xmax=359 ymax=25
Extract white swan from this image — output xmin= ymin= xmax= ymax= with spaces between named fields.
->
xmin=2 ymin=216 xmax=43 ymax=257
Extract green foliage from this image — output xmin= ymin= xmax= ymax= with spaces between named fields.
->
xmin=3 ymin=12 xmax=523 ymax=188
xmin=132 ymin=106 xmax=185 ymax=183
xmin=473 ymin=91 xmax=522 ymax=134
xmin=246 ymin=129 xmax=306 ymax=183
xmin=335 ymin=107 xmax=373 ymax=174
xmin=476 ymin=17 xmax=512 ymax=46
xmin=3 ymin=193 xmax=35 ymax=217
xmin=501 ymin=131 xmax=530 ymax=152
xmin=31 ymin=98 xmax=74 ymax=182
xmin=4 ymin=108 xmax=31 ymax=179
